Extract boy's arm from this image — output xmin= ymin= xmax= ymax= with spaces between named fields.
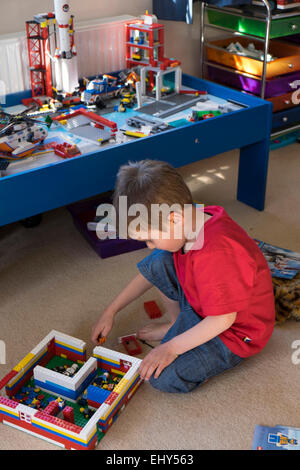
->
xmin=138 ymin=312 xmax=237 ymax=381
xmin=169 ymin=312 xmax=237 ymax=355
xmin=91 ymin=273 xmax=152 ymax=344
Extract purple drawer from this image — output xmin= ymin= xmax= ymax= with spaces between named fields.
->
xmin=207 ymin=64 xmax=300 ymax=98
xmin=67 ymin=193 xmax=146 ymax=258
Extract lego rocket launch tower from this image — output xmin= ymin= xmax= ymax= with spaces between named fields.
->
xmin=26 ymin=0 xmax=79 ymax=98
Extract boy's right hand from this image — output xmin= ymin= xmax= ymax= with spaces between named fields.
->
xmin=91 ymin=309 xmax=115 ymax=345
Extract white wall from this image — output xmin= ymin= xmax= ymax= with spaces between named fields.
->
xmin=0 ymin=0 xmax=152 ymax=35
xmin=161 ymin=4 xmax=202 ymax=78
xmin=0 ymin=0 xmax=214 ymax=81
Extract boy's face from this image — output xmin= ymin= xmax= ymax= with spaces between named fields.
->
xmin=129 ymin=212 xmax=186 ymax=253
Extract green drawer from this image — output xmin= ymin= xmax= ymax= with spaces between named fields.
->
xmin=207 ymin=9 xmax=300 ymax=38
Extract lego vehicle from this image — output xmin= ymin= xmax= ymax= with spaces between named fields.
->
xmin=50 ymin=141 xmax=81 ymax=159
xmin=81 ymin=74 xmax=125 ymax=107
xmin=120 ymin=92 xmax=137 ymax=109
xmin=126 ymin=116 xmax=170 ymax=134
xmin=0 ymin=109 xmax=48 ymax=159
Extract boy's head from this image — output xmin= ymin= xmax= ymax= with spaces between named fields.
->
xmin=113 ymin=159 xmax=195 ymax=251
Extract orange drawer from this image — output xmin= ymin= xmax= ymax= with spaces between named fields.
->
xmin=267 ymin=90 xmax=299 ymax=112
xmin=206 ymin=37 xmax=300 ymax=79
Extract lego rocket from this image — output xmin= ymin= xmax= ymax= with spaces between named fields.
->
xmin=53 ymin=0 xmax=79 ymax=94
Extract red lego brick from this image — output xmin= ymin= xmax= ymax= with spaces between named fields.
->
xmin=121 ymin=336 xmax=142 ymax=356
xmin=0 ymin=396 xmax=19 ymax=409
xmin=104 ymin=392 xmax=119 ymax=406
xmin=0 ymin=370 xmax=18 ymax=391
xmin=144 ymin=301 xmax=162 ymax=319
xmin=43 ymin=400 xmax=59 ymax=416
xmin=63 ymin=406 xmax=75 ymax=424
xmin=35 ymin=411 xmax=82 ymax=434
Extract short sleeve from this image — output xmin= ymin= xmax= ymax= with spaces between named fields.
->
xmin=192 ymin=248 xmax=257 ymax=316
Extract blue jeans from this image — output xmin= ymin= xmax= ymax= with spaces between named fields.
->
xmin=137 ymin=250 xmax=243 ymax=393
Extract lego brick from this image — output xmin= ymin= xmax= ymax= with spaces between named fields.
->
xmin=144 ymin=300 xmax=162 ymax=319
xmin=17 ymin=403 xmax=37 ymax=417
xmin=73 ymin=358 xmax=97 ymax=391
xmin=34 ymin=411 xmax=82 ymax=434
xmin=93 ymin=345 xmax=141 ymax=368
xmin=86 ymin=385 xmax=110 ymax=405
xmin=0 ymin=396 xmax=19 ymax=409
xmin=43 ymin=400 xmax=59 ymax=416
xmin=0 ymin=370 xmax=18 ymax=390
xmin=34 ymin=365 xmax=75 ymax=389
xmin=63 ymin=406 xmax=75 ymax=424
xmin=120 ymin=335 xmax=142 ymax=356
xmin=52 ymin=330 xmax=86 ymax=353
xmin=33 ymin=380 xmax=78 ymax=401
xmin=13 ymin=353 xmax=35 ymax=373
xmin=113 ymin=378 xmax=129 ymax=394
xmin=104 ymin=392 xmax=119 ymax=406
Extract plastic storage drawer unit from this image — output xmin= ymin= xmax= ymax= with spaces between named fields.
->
xmin=206 ymin=36 xmax=300 ymax=78
xmin=207 ymin=8 xmax=300 ymax=39
xmin=207 ymin=64 xmax=300 ymax=98
xmin=267 ymin=90 xmax=299 ymax=112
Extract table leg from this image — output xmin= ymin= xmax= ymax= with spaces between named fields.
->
xmin=238 ymin=138 xmax=270 ymax=211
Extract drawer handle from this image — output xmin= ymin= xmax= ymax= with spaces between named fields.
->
xmin=284 ymin=100 xmax=290 ymax=105
xmin=290 ymin=23 xmax=298 ymax=31
xmin=289 ymin=63 xmax=294 ymax=69
xmin=282 ymin=117 xmax=288 ymax=122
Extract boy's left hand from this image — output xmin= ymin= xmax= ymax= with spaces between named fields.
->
xmin=138 ymin=342 xmax=178 ymax=381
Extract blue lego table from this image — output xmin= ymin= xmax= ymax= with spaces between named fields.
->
xmin=0 ymin=74 xmax=272 ymax=227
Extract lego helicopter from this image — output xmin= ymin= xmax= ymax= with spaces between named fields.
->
xmin=0 ymin=107 xmax=48 ymax=160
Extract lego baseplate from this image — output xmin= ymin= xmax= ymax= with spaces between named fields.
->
xmin=0 ymin=330 xmax=143 ymax=450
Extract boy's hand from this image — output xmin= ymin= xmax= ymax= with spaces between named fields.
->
xmin=138 ymin=342 xmax=178 ymax=381
xmin=91 ymin=309 xmax=115 ymax=345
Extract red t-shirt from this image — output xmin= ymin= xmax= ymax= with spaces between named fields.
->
xmin=173 ymin=205 xmax=275 ymax=358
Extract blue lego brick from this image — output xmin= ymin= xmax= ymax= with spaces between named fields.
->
xmin=87 ymin=385 xmax=111 ymax=405
xmin=34 ymin=380 xmax=78 ymax=400
xmin=34 ymin=369 xmax=97 ymax=401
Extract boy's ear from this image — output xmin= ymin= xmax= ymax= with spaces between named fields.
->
xmin=168 ymin=211 xmax=183 ymax=225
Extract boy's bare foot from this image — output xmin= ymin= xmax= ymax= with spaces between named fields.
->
xmin=137 ymin=321 xmax=175 ymax=342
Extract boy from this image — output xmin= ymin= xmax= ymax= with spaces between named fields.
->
xmin=91 ymin=160 xmax=275 ymax=393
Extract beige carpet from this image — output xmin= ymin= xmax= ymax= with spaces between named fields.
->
xmin=0 ymin=144 xmax=300 ymax=450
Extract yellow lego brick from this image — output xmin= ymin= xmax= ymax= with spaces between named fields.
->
xmin=114 ymin=378 xmax=129 ymax=394
xmin=125 ymin=130 xmax=147 ymax=138
xmin=13 ymin=353 xmax=35 ymax=373
xmin=111 ymin=368 xmax=125 ymax=376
